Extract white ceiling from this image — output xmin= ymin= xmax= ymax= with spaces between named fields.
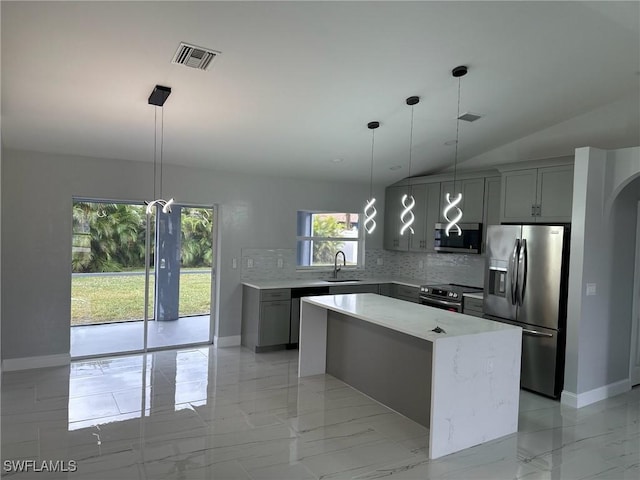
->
xmin=2 ymin=1 xmax=639 ymax=184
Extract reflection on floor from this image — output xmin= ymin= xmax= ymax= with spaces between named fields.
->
xmin=1 ymin=346 xmax=639 ymax=480
xmin=70 ymin=315 xmax=210 ymax=358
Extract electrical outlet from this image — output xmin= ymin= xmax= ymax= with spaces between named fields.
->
xmin=586 ymin=283 xmax=596 ymax=296
xmin=247 ymin=258 xmax=254 ymax=268
xmin=377 ymin=258 xmax=383 ymax=266
xmin=277 ymin=258 xmax=284 ymax=269
xmin=232 ymin=258 xmax=237 ymax=269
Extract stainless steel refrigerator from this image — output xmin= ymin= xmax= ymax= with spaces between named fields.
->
xmin=484 ymin=224 xmax=570 ymax=398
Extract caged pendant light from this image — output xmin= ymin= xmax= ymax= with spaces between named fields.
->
xmin=364 ymin=121 xmax=380 ymax=234
xmin=443 ymin=66 xmax=468 ymax=237
xmin=400 ymin=96 xmax=419 ymax=236
xmin=146 ymin=85 xmax=174 ymax=215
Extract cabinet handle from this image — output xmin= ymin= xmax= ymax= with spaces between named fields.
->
xmin=531 ymin=204 xmax=536 ymax=216
xmin=536 ymin=204 xmax=541 ymax=216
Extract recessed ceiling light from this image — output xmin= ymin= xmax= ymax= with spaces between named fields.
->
xmin=332 ymin=158 xmax=344 ymax=163
xmin=444 ymin=139 xmax=458 ymax=146
xmin=389 ymin=165 xmax=402 ymax=171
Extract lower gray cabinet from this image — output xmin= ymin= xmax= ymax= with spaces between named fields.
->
xmin=329 ymin=284 xmax=379 ymax=294
xmin=378 ymin=283 xmax=394 ymax=297
xmin=259 ymin=300 xmax=291 ymax=346
xmin=463 ymin=296 xmax=483 ymax=318
xmin=243 ymin=284 xmax=386 ymax=353
xmin=242 ymin=286 xmax=291 ymax=352
xmin=392 ymin=284 xmax=420 ymax=303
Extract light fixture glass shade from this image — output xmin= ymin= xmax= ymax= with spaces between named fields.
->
xmin=443 ymin=192 xmax=463 ymax=236
xmin=364 ymin=197 xmax=377 ymax=234
xmin=400 ymin=193 xmax=415 ymax=235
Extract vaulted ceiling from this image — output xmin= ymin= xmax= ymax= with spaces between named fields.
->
xmin=2 ymin=1 xmax=639 ymax=183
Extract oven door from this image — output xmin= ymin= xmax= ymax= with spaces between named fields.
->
xmin=420 ymin=297 xmax=462 ymax=313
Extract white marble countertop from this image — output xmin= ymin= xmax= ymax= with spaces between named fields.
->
xmin=463 ymin=292 xmax=484 ymax=300
xmin=242 ymin=277 xmax=421 ymax=289
xmin=302 ymin=293 xmax=518 ymax=343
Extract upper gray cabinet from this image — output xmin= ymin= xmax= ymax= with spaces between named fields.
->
xmin=383 ymin=185 xmax=410 ymax=251
xmin=384 ymin=172 xmax=500 ymax=253
xmin=409 ymin=183 xmax=441 ymax=252
xmin=483 ymin=176 xmax=501 ymax=251
xmin=384 ymin=183 xmax=440 ymax=252
xmin=501 ymin=165 xmax=573 ymax=223
xmin=439 ymin=178 xmax=486 ymax=224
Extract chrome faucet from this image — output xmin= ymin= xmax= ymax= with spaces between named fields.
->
xmin=333 ymin=250 xmax=346 ymax=279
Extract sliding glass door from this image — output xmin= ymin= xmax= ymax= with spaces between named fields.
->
xmin=147 ymin=206 xmax=214 ymax=349
xmin=70 ymin=200 xmax=215 ymax=358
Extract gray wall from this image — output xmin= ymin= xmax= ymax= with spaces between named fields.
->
xmin=0 ymin=148 xmax=384 ymax=361
xmin=565 ymin=146 xmax=640 ymax=396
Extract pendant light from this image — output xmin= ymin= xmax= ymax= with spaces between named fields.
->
xmin=443 ymin=66 xmax=467 ymax=237
xmin=146 ymin=85 xmax=174 ymax=214
xmin=364 ymin=121 xmax=380 ymax=234
xmin=400 ymin=96 xmax=419 ymax=236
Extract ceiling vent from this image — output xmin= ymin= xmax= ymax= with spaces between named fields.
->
xmin=458 ymin=112 xmax=482 ymax=122
xmin=172 ymin=42 xmax=220 ymax=71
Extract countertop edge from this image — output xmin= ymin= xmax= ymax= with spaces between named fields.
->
xmin=242 ymin=278 xmax=422 ymax=289
xmin=302 ymin=293 xmax=518 ymax=343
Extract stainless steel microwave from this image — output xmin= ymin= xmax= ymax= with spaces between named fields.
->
xmin=434 ymin=223 xmax=482 ymax=254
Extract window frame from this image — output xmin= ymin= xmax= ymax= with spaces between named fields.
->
xmin=296 ymin=210 xmax=365 ymax=271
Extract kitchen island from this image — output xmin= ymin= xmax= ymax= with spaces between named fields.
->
xmin=299 ymin=293 xmax=522 ymax=459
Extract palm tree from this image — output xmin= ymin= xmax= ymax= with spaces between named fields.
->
xmin=72 ymin=202 xmax=148 ymax=272
xmin=181 ymin=208 xmax=213 ymax=268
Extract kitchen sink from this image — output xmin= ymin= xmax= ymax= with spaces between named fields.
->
xmin=326 ymin=279 xmax=361 ymax=283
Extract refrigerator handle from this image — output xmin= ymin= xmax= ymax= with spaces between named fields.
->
xmin=522 ymin=328 xmax=553 ymax=338
xmin=517 ymin=239 xmax=527 ymax=306
xmin=509 ymin=238 xmax=520 ymax=305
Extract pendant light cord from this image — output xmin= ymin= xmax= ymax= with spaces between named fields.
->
xmin=408 ymin=104 xmax=414 ymax=186
xmin=153 ymin=108 xmax=157 ymax=202
xmin=160 ymin=107 xmax=164 ymax=200
xmin=369 ymin=129 xmax=375 ymax=199
xmin=454 ymin=76 xmax=461 ymax=192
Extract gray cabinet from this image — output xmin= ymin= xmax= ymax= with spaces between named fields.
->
xmin=439 ymin=178 xmax=486 ymax=224
xmin=501 ymin=165 xmax=573 ymax=223
xmin=378 ymin=283 xmax=394 ymax=297
xmin=482 ymin=176 xmax=501 ymax=252
xmin=537 ymin=165 xmax=574 ymax=221
xmin=385 ymin=183 xmax=439 ymax=252
xmin=259 ymin=300 xmax=291 ymax=346
xmin=241 ymin=286 xmax=291 ymax=352
xmin=463 ymin=296 xmax=483 ymax=318
xmin=384 ymin=185 xmax=409 ymax=251
xmin=329 ymin=284 xmax=379 ymax=294
xmin=409 ymin=183 xmax=441 ymax=252
xmin=392 ymin=284 xmax=420 ymax=303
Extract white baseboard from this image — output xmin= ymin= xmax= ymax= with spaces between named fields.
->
xmin=561 ymin=378 xmax=631 ymax=408
xmin=1 ymin=353 xmax=71 ymax=372
xmin=215 ymin=335 xmax=241 ymax=347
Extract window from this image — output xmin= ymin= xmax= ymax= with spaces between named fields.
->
xmin=297 ymin=211 xmax=363 ymax=268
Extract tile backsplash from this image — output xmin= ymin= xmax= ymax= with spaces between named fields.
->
xmin=241 ymin=247 xmax=485 ymax=287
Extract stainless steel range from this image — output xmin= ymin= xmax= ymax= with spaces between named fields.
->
xmin=419 ymin=283 xmax=483 ymax=312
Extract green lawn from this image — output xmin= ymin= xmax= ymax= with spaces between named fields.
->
xmin=71 ymin=272 xmax=211 ymax=325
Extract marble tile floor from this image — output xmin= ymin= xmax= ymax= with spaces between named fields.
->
xmin=70 ymin=316 xmax=211 ymax=358
xmin=1 ymin=346 xmax=638 ymax=480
